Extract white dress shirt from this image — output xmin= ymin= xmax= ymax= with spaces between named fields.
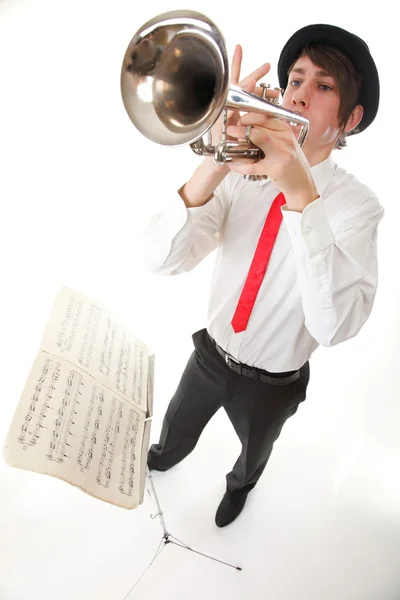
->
xmin=142 ymin=156 xmax=384 ymax=371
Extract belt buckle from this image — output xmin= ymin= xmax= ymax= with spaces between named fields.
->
xmin=225 ymin=352 xmax=238 ymax=364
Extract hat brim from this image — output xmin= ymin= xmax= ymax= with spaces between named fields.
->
xmin=277 ymin=24 xmax=379 ymax=133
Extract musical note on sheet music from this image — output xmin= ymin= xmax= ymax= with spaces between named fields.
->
xmin=41 ymin=288 xmax=148 ymax=411
xmin=6 ymin=351 xmax=145 ymax=507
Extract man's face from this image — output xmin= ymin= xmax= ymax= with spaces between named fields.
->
xmin=280 ymin=55 xmax=343 ymax=151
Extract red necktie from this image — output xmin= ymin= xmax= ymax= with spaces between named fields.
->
xmin=231 ymin=192 xmax=286 ymax=333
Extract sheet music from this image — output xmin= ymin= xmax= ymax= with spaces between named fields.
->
xmin=40 ymin=288 xmax=148 ymax=412
xmin=4 ymin=351 xmax=146 ymax=509
xmin=138 ymin=420 xmax=152 ymax=505
xmin=137 ymin=354 xmax=155 ymax=502
xmin=146 ymin=354 xmax=155 ymax=418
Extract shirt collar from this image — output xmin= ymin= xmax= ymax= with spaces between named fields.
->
xmin=257 ymin=155 xmax=336 ymax=197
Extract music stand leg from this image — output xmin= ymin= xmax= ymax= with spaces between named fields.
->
xmin=122 ymin=468 xmax=242 ymax=598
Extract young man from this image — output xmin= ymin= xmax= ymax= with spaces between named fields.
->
xmin=143 ymin=24 xmax=384 ymax=527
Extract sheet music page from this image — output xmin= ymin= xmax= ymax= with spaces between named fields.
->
xmin=146 ymin=354 xmax=155 ymax=418
xmin=4 ymin=350 xmax=146 ymax=509
xmin=137 ymin=354 xmax=155 ymax=501
xmin=138 ymin=420 xmax=152 ymax=505
xmin=40 ymin=287 xmax=148 ymax=412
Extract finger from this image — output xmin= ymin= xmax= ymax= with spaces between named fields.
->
xmin=251 ymin=85 xmax=281 ymax=100
xmin=230 ymin=44 xmax=242 ymax=84
xmin=241 ymin=77 xmax=257 ymax=94
xmin=226 ymin=124 xmax=266 ymax=141
xmin=239 ymin=62 xmax=271 ymax=88
xmin=226 ymin=123 xmax=289 ymax=148
xmin=229 ymin=125 xmax=275 ymax=159
xmin=264 ymin=88 xmax=281 ymax=101
xmin=225 ymin=125 xmax=249 ymax=140
xmin=239 ymin=113 xmax=291 ymax=131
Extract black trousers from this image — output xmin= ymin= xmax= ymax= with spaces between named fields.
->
xmin=148 ymin=328 xmax=310 ymax=495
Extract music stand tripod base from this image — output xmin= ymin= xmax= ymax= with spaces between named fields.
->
xmin=123 ymin=468 xmax=242 ymax=599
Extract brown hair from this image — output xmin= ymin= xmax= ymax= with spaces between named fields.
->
xmin=288 ymin=44 xmax=363 ymax=149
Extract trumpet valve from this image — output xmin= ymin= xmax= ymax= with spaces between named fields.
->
xmin=259 ymin=83 xmax=271 ymax=99
xmin=260 ymin=84 xmax=284 ymax=105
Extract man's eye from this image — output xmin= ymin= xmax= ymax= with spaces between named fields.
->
xmin=290 ymin=80 xmax=301 ymax=87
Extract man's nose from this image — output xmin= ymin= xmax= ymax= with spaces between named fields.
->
xmin=292 ymin=85 xmax=310 ymax=108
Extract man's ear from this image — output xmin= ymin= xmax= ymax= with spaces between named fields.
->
xmin=344 ymin=104 xmax=364 ymax=133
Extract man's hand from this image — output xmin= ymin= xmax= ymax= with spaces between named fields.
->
xmin=180 ymin=46 xmax=301 ymax=210
xmin=207 ymin=45 xmax=279 ymax=172
xmin=227 ymin=114 xmax=319 ymax=210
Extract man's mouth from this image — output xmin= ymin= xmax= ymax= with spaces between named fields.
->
xmin=289 ymin=111 xmax=303 ymax=127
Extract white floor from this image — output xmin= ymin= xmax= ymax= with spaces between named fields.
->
xmin=1 ymin=386 xmax=400 ymax=600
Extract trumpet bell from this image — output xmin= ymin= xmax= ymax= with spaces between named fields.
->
xmin=120 ymin=10 xmax=230 ymax=147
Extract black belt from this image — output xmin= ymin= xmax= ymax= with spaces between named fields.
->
xmin=211 ymin=336 xmax=301 ymax=386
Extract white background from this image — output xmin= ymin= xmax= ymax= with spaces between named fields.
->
xmin=0 ymin=1 xmax=399 ymax=599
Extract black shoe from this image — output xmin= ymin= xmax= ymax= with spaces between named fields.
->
xmin=147 ymin=459 xmax=172 ymax=472
xmin=215 ymin=491 xmax=249 ymax=527
xmin=147 ymin=462 xmax=163 ymax=472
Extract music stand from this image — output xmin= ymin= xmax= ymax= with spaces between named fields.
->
xmin=122 ymin=468 xmax=242 ymax=598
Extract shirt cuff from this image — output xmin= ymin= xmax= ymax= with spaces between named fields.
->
xmin=281 ymin=197 xmax=335 ymax=256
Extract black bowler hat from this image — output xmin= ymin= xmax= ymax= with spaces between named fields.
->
xmin=277 ymin=24 xmax=380 ymax=133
